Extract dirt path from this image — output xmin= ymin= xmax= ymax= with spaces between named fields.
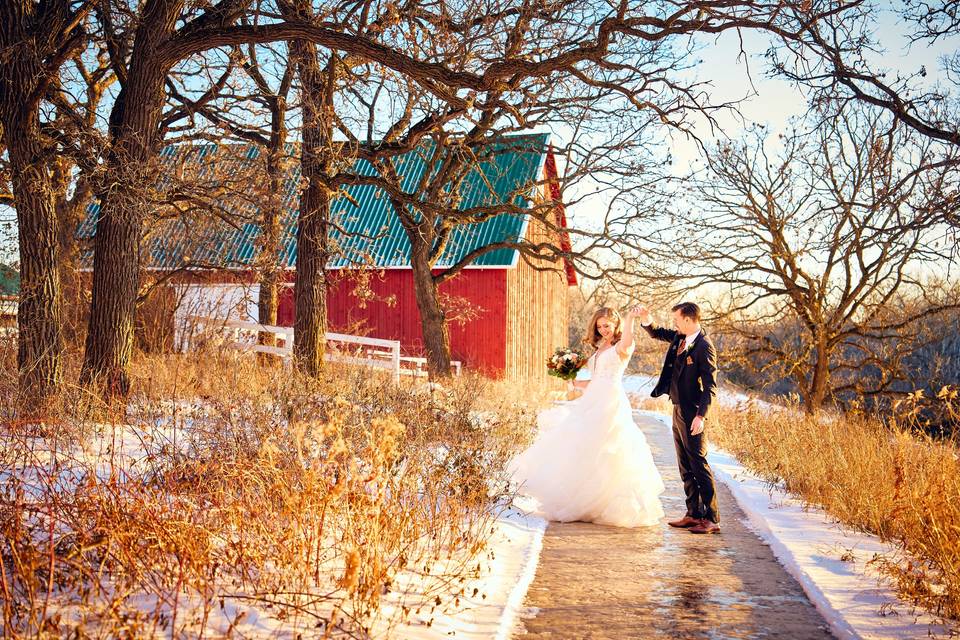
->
xmin=514 ymin=411 xmax=834 ymax=640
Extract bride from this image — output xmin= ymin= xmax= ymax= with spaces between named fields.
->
xmin=509 ymin=306 xmax=665 ymax=528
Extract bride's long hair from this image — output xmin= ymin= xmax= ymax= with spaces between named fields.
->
xmin=584 ymin=307 xmax=622 ymax=349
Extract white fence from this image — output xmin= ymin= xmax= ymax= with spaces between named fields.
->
xmin=0 ymin=296 xmax=16 ymax=318
xmin=0 ymin=296 xmax=16 ymax=339
xmin=187 ymin=316 xmax=460 ymax=382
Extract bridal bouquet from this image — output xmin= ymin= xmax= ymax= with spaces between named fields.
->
xmin=546 ymin=347 xmax=586 ymax=381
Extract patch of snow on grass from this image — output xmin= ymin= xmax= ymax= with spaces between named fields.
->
xmin=380 ymin=504 xmax=547 ymax=640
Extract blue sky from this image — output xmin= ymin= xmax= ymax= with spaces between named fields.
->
xmin=668 ymin=6 xmax=960 ymax=174
xmin=559 ymin=4 xmax=960 ymax=241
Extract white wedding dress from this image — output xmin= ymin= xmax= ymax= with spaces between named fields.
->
xmin=509 ymin=345 xmax=665 ymax=527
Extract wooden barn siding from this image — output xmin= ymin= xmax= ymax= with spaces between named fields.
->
xmin=279 ymin=269 xmax=509 ymax=375
xmin=505 ymin=220 xmax=569 ymax=382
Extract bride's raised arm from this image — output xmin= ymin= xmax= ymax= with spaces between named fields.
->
xmin=616 ymin=307 xmax=639 ymax=360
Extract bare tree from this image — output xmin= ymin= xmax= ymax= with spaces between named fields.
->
xmin=773 ymin=1 xmax=959 ymax=145
xmin=80 ymin=0 xmax=248 ymax=394
xmin=285 ymin=1 xmax=337 ymax=377
xmin=0 ymin=0 xmax=92 ymax=415
xmin=245 ymin=51 xmax=295 ymax=358
xmin=768 ymin=1 xmax=960 ymax=228
xmin=307 ymin=0 xmax=859 ymax=378
xmin=65 ymin=0 xmax=857 ymax=393
xmin=631 ymin=106 xmax=959 ymax=412
xmin=165 ymin=40 xmax=298 ymax=357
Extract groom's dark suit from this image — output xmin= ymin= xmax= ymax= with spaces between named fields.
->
xmin=644 ymin=324 xmax=720 ymax=524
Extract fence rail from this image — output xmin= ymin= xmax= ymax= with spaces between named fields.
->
xmin=187 ymin=316 xmax=460 ymax=382
xmin=0 ymin=296 xmax=17 ymax=318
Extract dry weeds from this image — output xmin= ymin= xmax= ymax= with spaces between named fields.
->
xmin=709 ymin=391 xmax=960 ymax=630
xmin=1 ymin=345 xmax=538 ymax=638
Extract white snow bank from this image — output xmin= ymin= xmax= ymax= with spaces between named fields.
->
xmin=380 ymin=504 xmax=547 ymax=640
xmin=622 ymin=374 xmax=658 ymax=395
xmin=644 ymin=410 xmax=951 ymax=639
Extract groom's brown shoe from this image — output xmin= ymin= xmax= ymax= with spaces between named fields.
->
xmin=689 ymin=520 xmax=721 ymax=534
xmin=667 ymin=515 xmax=701 ymax=528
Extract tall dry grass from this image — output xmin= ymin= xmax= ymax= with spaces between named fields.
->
xmin=0 ymin=344 xmax=538 ymax=638
xmin=709 ymin=391 xmax=960 ymax=628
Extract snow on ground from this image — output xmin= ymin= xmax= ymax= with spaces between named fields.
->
xmin=136 ymin=504 xmax=547 ymax=639
xmin=12 ymin=376 xmax=951 ymax=638
xmin=622 ymin=374 xmax=658 ymax=395
xmin=625 ymin=375 xmax=952 ymax=639
xmin=382 ymin=503 xmax=546 ymax=640
xmin=705 ymin=443 xmax=952 ymax=640
xmin=2 ymin=402 xmax=549 ymax=639
xmin=405 ymin=376 xmax=954 ymax=639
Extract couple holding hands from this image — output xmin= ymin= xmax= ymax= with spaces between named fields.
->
xmin=509 ymin=302 xmax=720 ymax=535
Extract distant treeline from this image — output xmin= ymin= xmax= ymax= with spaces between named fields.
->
xmin=719 ymin=314 xmax=960 ymax=437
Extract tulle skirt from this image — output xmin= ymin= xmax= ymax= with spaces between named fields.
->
xmin=509 ymin=379 xmax=665 ymax=528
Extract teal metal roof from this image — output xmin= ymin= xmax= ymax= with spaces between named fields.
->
xmin=78 ymin=134 xmax=549 ymax=270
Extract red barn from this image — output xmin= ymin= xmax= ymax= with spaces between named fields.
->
xmin=82 ymin=134 xmax=575 ymax=379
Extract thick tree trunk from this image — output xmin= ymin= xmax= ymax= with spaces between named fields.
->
xmin=5 ymin=126 xmax=64 ymax=416
xmin=291 ymin=44 xmax=332 ymax=377
xmin=292 ymin=180 xmax=330 ymax=377
xmin=81 ymin=163 xmax=143 ymax=395
xmin=81 ymin=3 xmax=177 ymax=395
xmin=0 ymin=5 xmax=65 ymax=416
xmin=80 ymin=0 xmax=184 ymax=396
xmin=410 ymin=248 xmax=453 ymax=378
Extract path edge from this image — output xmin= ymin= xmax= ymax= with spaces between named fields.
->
xmin=709 ymin=451 xmax=863 ymax=640
xmin=494 ymin=508 xmax=548 ymax=640
xmin=641 ymin=410 xmax=862 ymax=639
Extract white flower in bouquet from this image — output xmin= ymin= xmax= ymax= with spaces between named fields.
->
xmin=546 ymin=347 xmax=586 ymax=381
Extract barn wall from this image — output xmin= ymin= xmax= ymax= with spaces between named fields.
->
xmin=505 ymin=217 xmax=570 ymax=382
xmin=279 ymin=269 xmax=509 ymax=376
xmin=143 ymin=268 xmax=509 ymax=373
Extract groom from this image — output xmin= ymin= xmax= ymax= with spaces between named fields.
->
xmin=638 ymin=302 xmax=720 ymax=534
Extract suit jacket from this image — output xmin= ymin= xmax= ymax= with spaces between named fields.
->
xmin=643 ymin=324 xmax=718 ymax=418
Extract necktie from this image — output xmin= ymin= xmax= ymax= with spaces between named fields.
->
xmin=678 ymin=338 xmax=687 ymax=353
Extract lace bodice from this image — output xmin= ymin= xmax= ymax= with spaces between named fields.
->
xmin=588 ymin=345 xmax=629 ymax=382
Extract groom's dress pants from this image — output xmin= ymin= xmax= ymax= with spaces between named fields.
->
xmin=672 ymin=404 xmax=720 ymax=524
